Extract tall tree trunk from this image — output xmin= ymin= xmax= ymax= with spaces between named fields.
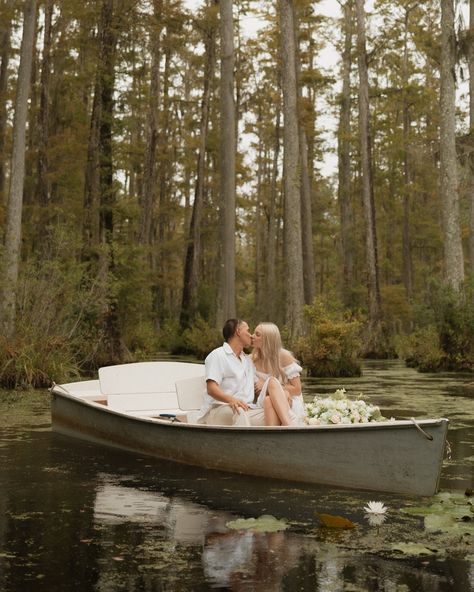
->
xmin=355 ymin=0 xmax=382 ymax=349
xmin=440 ymin=0 xmax=464 ymax=291
xmin=98 ymin=0 xmax=124 ymax=362
xmin=0 ymin=0 xmax=37 ymax=338
xmin=468 ymin=0 xmax=474 ymax=277
xmin=36 ymin=0 xmax=53 ymax=207
xmin=254 ymin=125 xmax=265 ymax=319
xmin=0 ymin=0 xmax=14 ymax=205
xmin=402 ymin=7 xmax=413 ymax=301
xmin=82 ymin=61 xmax=101 ymax=256
xmin=279 ymin=0 xmax=304 ymax=338
xmin=139 ymin=0 xmax=162 ymax=247
xmin=338 ymin=0 xmax=355 ymax=307
xmin=294 ymin=3 xmax=315 ymax=305
xmin=153 ymin=31 xmax=171 ymax=319
xmin=265 ymin=106 xmax=281 ymax=321
xmin=216 ymin=0 xmax=236 ymax=326
xmin=180 ymin=0 xmax=217 ymax=327
xmin=299 ymin=113 xmax=315 ymax=305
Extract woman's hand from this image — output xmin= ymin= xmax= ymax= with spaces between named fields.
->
xmin=254 ymin=378 xmax=264 ymax=395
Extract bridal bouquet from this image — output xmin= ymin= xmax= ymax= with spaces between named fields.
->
xmin=304 ymin=388 xmax=387 ymax=425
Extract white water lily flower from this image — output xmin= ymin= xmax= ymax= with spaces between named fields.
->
xmin=364 ymin=501 xmax=388 ymax=515
xmin=366 ymin=513 xmax=387 ymax=527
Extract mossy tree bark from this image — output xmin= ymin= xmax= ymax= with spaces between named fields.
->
xmin=355 ymin=0 xmax=383 ymax=353
xmin=216 ymin=0 xmax=236 ymax=326
xmin=279 ymin=0 xmax=305 ymax=338
xmin=0 ymin=0 xmax=37 ymax=338
xmin=440 ymin=0 xmax=464 ymax=291
xmin=338 ymin=0 xmax=355 ymax=308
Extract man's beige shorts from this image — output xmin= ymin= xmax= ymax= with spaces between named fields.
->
xmin=200 ymin=404 xmax=265 ymax=427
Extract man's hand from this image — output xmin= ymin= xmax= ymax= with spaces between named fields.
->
xmin=228 ymin=396 xmax=249 ymax=413
xmin=207 ymin=380 xmax=249 ymax=414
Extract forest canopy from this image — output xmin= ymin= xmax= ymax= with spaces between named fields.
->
xmin=1 ymin=0 xmax=474 ymax=387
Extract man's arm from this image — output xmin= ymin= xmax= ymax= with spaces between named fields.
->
xmin=206 ymin=380 xmax=250 ymax=413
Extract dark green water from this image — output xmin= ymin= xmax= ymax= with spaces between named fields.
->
xmin=0 ymin=360 xmax=473 ymax=591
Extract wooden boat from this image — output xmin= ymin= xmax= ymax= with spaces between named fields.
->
xmin=50 ymin=361 xmax=449 ymax=496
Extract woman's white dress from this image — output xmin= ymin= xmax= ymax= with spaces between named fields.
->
xmin=254 ymin=361 xmax=305 ymax=425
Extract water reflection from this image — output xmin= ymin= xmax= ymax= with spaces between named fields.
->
xmin=0 ymin=360 xmax=473 ymax=591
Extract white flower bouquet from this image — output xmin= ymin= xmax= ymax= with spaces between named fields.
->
xmin=304 ymin=388 xmax=387 ymax=425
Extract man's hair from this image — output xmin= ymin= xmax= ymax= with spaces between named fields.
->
xmin=223 ymin=318 xmax=242 ymax=342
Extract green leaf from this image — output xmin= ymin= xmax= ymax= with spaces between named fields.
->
xmin=391 ymin=543 xmax=439 ymax=556
xmin=226 ymin=515 xmax=289 ymax=532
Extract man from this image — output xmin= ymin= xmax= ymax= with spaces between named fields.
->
xmin=197 ymin=318 xmax=265 ymax=426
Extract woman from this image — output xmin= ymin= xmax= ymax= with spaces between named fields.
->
xmin=251 ymin=322 xmax=305 ymax=426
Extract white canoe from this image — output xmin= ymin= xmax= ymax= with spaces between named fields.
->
xmin=50 ymin=361 xmax=449 ymax=496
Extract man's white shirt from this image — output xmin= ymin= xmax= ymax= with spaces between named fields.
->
xmin=197 ymin=342 xmax=255 ymax=421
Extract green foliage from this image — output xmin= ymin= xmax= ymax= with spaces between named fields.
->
xmin=380 ymin=284 xmax=413 ymax=334
xmin=156 ymin=318 xmax=182 ymax=353
xmin=395 ymin=326 xmax=444 ymax=372
xmin=180 ymin=316 xmax=221 ymax=360
xmin=156 ymin=316 xmax=221 ymax=360
xmin=0 ymin=336 xmax=80 ymax=389
xmin=0 ymin=229 xmax=103 ymax=386
xmin=294 ymin=299 xmax=363 ymax=377
xmin=398 ymin=282 xmax=474 ymax=372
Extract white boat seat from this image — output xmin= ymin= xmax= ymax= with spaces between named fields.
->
xmin=175 ymin=376 xmax=207 ymax=424
xmin=175 ymin=376 xmax=206 ymax=410
xmin=99 ymin=362 xmax=205 ymax=420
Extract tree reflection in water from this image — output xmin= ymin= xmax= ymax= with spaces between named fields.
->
xmin=0 ymin=360 xmax=473 ymax=591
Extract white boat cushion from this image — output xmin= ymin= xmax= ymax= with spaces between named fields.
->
xmin=99 ymin=361 xmax=205 ymax=395
xmin=100 ymin=362 xmax=205 ymax=414
xmin=175 ymin=376 xmax=207 ymax=410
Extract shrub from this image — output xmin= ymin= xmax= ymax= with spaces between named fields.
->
xmin=181 ymin=316 xmax=222 ymax=360
xmin=398 ymin=281 xmax=474 ymax=372
xmin=0 ymin=335 xmax=80 ymax=389
xmin=156 ymin=318 xmax=183 ymax=353
xmin=395 ymin=326 xmax=444 ymax=372
xmin=0 ymin=229 xmax=104 ymax=386
xmin=294 ymin=299 xmax=363 ymax=377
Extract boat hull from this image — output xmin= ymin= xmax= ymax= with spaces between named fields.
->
xmin=51 ymin=389 xmax=448 ymax=496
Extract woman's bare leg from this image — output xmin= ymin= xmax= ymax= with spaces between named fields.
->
xmin=267 ymin=378 xmax=292 ymax=426
xmin=263 ymin=396 xmax=281 ymax=425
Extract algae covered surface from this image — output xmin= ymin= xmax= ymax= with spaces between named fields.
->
xmin=0 ymin=360 xmax=473 ymax=591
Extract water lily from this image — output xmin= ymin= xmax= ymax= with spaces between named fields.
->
xmin=366 ymin=513 xmax=387 ymax=527
xmin=364 ymin=501 xmax=388 ymax=529
xmin=364 ymin=501 xmax=388 ymax=515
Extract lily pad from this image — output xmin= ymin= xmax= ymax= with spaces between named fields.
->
xmin=226 ymin=514 xmax=288 ymax=532
xmin=391 ymin=542 xmax=439 ymax=556
xmin=402 ymin=491 xmax=474 ymax=535
xmin=316 ymin=512 xmax=357 ymax=529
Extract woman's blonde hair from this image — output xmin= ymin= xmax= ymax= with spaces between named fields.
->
xmin=251 ymin=322 xmax=287 ymax=383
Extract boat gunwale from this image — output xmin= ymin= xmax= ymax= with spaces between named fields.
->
xmin=51 ymin=385 xmax=449 ymax=434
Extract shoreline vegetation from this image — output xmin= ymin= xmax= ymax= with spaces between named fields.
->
xmin=1 ymin=289 xmax=474 ymax=390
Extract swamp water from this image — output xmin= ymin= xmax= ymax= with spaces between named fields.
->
xmin=0 ymin=360 xmax=473 ymax=591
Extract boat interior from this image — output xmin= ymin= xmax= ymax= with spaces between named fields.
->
xmin=57 ymin=362 xmax=206 ymax=423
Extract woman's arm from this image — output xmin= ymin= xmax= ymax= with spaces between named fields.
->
xmin=280 ymin=350 xmax=302 ymax=396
